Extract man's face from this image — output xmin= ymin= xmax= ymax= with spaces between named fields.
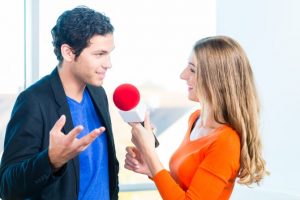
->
xmin=72 ymin=33 xmax=115 ymax=87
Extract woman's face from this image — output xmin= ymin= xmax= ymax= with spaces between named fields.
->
xmin=180 ymin=52 xmax=199 ymax=102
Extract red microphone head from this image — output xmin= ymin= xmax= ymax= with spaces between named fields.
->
xmin=113 ymin=83 xmax=140 ymax=111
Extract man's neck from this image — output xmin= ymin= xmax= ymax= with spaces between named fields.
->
xmin=58 ymin=66 xmax=86 ymax=102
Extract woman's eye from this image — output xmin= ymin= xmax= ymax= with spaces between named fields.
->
xmin=190 ymin=68 xmax=195 ymax=73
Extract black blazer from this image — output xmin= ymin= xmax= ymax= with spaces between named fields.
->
xmin=0 ymin=68 xmax=119 ymax=200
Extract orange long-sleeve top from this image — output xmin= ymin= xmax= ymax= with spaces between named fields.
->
xmin=153 ymin=110 xmax=241 ymax=200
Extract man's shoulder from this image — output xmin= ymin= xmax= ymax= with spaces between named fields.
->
xmin=17 ymin=72 xmax=59 ymax=106
xmin=23 ymin=74 xmax=52 ymax=96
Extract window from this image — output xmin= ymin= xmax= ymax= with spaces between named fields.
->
xmin=0 ymin=0 xmax=25 ymax=154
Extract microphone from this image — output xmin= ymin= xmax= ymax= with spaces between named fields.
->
xmin=113 ymin=83 xmax=159 ymax=147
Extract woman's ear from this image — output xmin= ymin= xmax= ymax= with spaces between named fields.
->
xmin=61 ymin=44 xmax=75 ymax=62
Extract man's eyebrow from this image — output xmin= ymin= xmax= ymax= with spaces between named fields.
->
xmin=92 ymin=50 xmax=108 ymax=54
xmin=93 ymin=46 xmax=115 ymax=54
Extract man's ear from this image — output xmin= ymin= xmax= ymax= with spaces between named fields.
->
xmin=61 ymin=44 xmax=75 ymax=62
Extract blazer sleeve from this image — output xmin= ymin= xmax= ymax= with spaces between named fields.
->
xmin=0 ymin=91 xmax=65 ymax=199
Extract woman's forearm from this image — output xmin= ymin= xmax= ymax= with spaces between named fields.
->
xmin=142 ymin=148 xmax=164 ymax=177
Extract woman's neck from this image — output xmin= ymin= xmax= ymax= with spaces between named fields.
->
xmin=200 ymin=106 xmax=222 ymax=129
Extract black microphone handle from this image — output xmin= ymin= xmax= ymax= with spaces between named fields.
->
xmin=140 ymin=121 xmax=160 ymax=148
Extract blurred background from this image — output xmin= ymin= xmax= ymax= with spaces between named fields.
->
xmin=0 ymin=0 xmax=299 ymax=199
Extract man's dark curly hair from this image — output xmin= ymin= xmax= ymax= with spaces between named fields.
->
xmin=51 ymin=6 xmax=114 ymax=65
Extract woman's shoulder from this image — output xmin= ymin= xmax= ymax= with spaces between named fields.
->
xmin=213 ymin=125 xmax=241 ymax=151
xmin=188 ymin=110 xmax=200 ymax=123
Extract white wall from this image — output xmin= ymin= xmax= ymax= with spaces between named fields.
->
xmin=217 ymin=0 xmax=300 ymax=198
xmin=38 ymin=0 xmax=216 ymax=93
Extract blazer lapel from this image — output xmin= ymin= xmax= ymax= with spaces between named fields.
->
xmin=87 ymin=85 xmax=118 ymax=195
xmin=86 ymin=85 xmax=111 ymax=130
xmin=49 ymin=68 xmax=74 ymax=134
xmin=49 ymin=68 xmax=80 ymax=192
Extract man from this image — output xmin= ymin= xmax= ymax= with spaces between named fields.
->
xmin=0 ymin=6 xmax=119 ymax=200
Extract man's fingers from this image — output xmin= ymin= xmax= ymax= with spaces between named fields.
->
xmin=76 ymin=127 xmax=105 ymax=149
xmin=51 ymin=115 xmax=66 ymax=134
xmin=66 ymin=125 xmax=84 ymax=143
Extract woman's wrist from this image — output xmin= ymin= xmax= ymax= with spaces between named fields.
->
xmin=142 ymin=148 xmax=164 ymax=177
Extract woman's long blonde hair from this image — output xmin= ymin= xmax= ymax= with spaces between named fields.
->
xmin=194 ymin=36 xmax=267 ymax=185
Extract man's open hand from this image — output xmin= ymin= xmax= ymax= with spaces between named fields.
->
xmin=48 ymin=115 xmax=105 ymax=170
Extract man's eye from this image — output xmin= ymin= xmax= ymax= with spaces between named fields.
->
xmin=95 ymin=52 xmax=106 ymax=56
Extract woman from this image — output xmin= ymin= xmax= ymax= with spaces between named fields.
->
xmin=125 ymin=36 xmax=268 ymax=199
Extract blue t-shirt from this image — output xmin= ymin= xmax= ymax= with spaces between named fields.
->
xmin=67 ymin=89 xmax=110 ymax=200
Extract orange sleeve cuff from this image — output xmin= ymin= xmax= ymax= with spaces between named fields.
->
xmin=153 ymin=169 xmax=168 ymax=182
xmin=153 ymin=169 xmax=185 ymax=200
